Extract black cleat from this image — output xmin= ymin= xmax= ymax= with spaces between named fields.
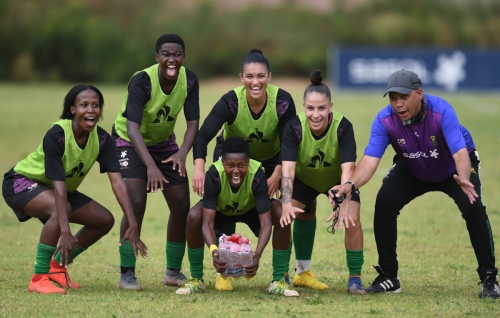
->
xmin=364 ymin=265 xmax=401 ymax=293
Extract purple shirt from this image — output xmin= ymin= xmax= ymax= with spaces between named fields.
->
xmin=365 ymin=94 xmax=475 ymax=183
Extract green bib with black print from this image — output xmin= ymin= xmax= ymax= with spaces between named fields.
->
xmin=214 ymin=158 xmax=262 ymax=216
xmin=114 ymin=64 xmax=187 ymax=146
xmin=14 ymin=119 xmax=99 ymax=192
xmin=295 ymin=112 xmax=342 ymax=193
xmin=223 ymin=85 xmax=280 ymax=161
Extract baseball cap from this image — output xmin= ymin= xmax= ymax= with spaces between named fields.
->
xmin=383 ymin=69 xmax=422 ymax=97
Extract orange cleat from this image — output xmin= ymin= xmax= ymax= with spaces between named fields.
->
xmin=48 ymin=260 xmax=81 ymax=289
xmin=28 ymin=274 xmax=66 ymax=294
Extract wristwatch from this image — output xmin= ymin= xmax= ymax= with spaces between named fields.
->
xmin=345 ymin=181 xmax=356 ymax=194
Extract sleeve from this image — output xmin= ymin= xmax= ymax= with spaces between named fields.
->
xmin=363 ymin=115 xmax=390 ymax=158
xmin=280 ymin=117 xmax=301 ymax=162
xmin=277 ymin=89 xmax=297 ymax=140
xmin=123 ymin=72 xmax=152 ymax=125
xmin=43 ymin=125 xmax=66 ymax=181
xmin=440 ymin=104 xmax=467 ymax=154
xmin=183 ymin=69 xmax=200 ymax=121
xmin=202 ymin=166 xmax=221 ymax=210
xmin=337 ymin=117 xmax=357 ymax=164
xmin=193 ymin=91 xmax=238 ymax=161
xmin=253 ymin=168 xmax=271 ymax=215
xmin=96 ymin=127 xmax=121 ymax=173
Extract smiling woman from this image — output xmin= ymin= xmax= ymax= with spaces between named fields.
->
xmin=1 ymin=84 xmax=147 ymax=294
xmin=111 ymin=34 xmax=200 ymax=290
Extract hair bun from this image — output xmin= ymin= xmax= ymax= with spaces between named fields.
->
xmin=310 ymin=69 xmax=323 ymax=85
xmin=249 ymin=48 xmax=263 ymax=55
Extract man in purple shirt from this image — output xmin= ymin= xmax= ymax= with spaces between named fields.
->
xmin=331 ymin=69 xmax=498 ymax=299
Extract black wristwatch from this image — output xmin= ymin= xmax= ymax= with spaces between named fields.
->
xmin=345 ymin=181 xmax=356 ymax=194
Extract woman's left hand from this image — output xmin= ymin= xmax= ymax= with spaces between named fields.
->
xmin=162 ymin=152 xmax=187 ymax=177
xmin=120 ymin=224 xmax=148 ymax=259
xmin=243 ymin=253 xmax=260 ymax=278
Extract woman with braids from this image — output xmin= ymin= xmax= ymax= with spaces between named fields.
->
xmin=190 ymin=48 xmax=303 ymax=290
xmin=280 ymin=70 xmax=366 ymax=294
xmin=112 ymin=34 xmax=199 ymax=290
xmin=2 ymin=85 xmax=147 ymax=294
xmin=176 ymin=137 xmax=300 ymax=296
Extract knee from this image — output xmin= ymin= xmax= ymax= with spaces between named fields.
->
xmin=186 ymin=207 xmax=202 ymax=229
xmin=103 ymin=212 xmax=115 ymax=233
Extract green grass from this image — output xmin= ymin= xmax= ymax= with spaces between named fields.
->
xmin=0 ymin=80 xmax=499 ymax=317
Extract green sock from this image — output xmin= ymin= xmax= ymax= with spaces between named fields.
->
xmin=166 ymin=240 xmax=186 ymax=270
xmin=273 ymin=248 xmax=289 ymax=281
xmin=54 ymin=245 xmax=87 ymax=264
xmin=293 ymin=218 xmax=316 ymax=260
xmin=286 ymin=240 xmax=292 ymax=273
xmin=346 ymin=249 xmax=364 ymax=276
xmin=34 ymin=242 xmax=56 ymax=274
xmin=119 ymin=238 xmax=137 ymax=268
xmin=188 ymin=247 xmax=204 ymax=280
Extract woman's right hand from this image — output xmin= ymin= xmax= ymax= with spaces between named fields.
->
xmin=146 ymin=165 xmax=168 ymax=193
xmin=192 ymin=168 xmax=206 ymax=197
xmin=280 ymin=203 xmax=304 ymax=227
xmin=54 ymin=231 xmax=78 ymax=268
xmin=212 ymin=250 xmax=228 ymax=274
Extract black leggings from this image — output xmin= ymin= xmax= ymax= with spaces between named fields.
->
xmin=374 ymin=151 xmax=496 ymax=279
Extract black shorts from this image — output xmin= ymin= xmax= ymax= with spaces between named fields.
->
xmin=116 ymin=146 xmax=188 ymax=186
xmin=292 ymin=177 xmax=361 ymax=214
xmin=213 ymin=208 xmax=261 ymax=238
xmin=214 ymin=134 xmax=279 ymax=179
xmin=2 ymin=172 xmax=92 ymax=222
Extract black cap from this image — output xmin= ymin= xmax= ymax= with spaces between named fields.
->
xmin=383 ymin=69 xmax=422 ymax=97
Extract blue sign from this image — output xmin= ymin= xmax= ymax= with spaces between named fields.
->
xmin=331 ymin=48 xmax=500 ymax=91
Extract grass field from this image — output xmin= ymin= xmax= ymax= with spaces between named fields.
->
xmin=0 ymin=79 xmax=499 ymax=317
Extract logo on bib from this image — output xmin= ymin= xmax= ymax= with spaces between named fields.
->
xmin=66 ymin=161 xmax=85 ymax=178
xmin=246 ymin=128 xmax=269 ymax=143
xmin=307 ymin=148 xmax=332 ymax=168
xmin=152 ymin=104 xmax=174 ymax=124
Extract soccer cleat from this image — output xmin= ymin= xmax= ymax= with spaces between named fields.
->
xmin=119 ymin=270 xmax=143 ymax=291
xmin=28 ymin=274 xmax=66 ymax=294
xmin=175 ymin=278 xmax=206 ymax=295
xmin=215 ymin=274 xmax=233 ymax=291
xmin=48 ymin=260 xmax=81 ymax=289
xmin=162 ymin=269 xmax=187 ymax=287
xmin=347 ymin=276 xmax=366 ymax=295
xmin=266 ymin=278 xmax=299 ymax=297
xmin=284 ymin=271 xmax=290 ymax=285
xmin=293 ymin=270 xmax=329 ymax=289
xmin=478 ymin=276 xmax=499 ymax=299
xmin=364 ymin=266 xmax=401 ymax=293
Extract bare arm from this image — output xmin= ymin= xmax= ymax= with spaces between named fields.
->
xmin=52 ymin=180 xmax=77 ymax=267
xmin=107 ymin=172 xmax=148 ymax=258
xmin=452 ymin=148 xmax=478 ymax=204
xmin=280 ymin=160 xmax=304 ymax=227
xmin=202 ymin=207 xmax=227 ymax=273
xmin=332 ymin=155 xmax=381 ymax=197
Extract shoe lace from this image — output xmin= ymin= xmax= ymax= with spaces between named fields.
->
xmin=479 ymin=277 xmax=498 ymax=290
xmin=276 ymin=278 xmax=293 ymax=291
xmin=124 ymin=273 xmax=140 ymax=284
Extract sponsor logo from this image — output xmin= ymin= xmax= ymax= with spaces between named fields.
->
xmin=402 ymin=149 xmax=439 ymax=159
xmin=430 ymin=136 xmax=438 ymax=146
xmin=120 ymin=150 xmax=127 ymax=158
xmin=307 ymin=148 xmax=332 ymax=168
xmin=397 ymin=139 xmax=406 ymax=145
xmin=120 ymin=161 xmax=129 ymax=167
xmin=27 ymin=183 xmax=38 ymax=192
